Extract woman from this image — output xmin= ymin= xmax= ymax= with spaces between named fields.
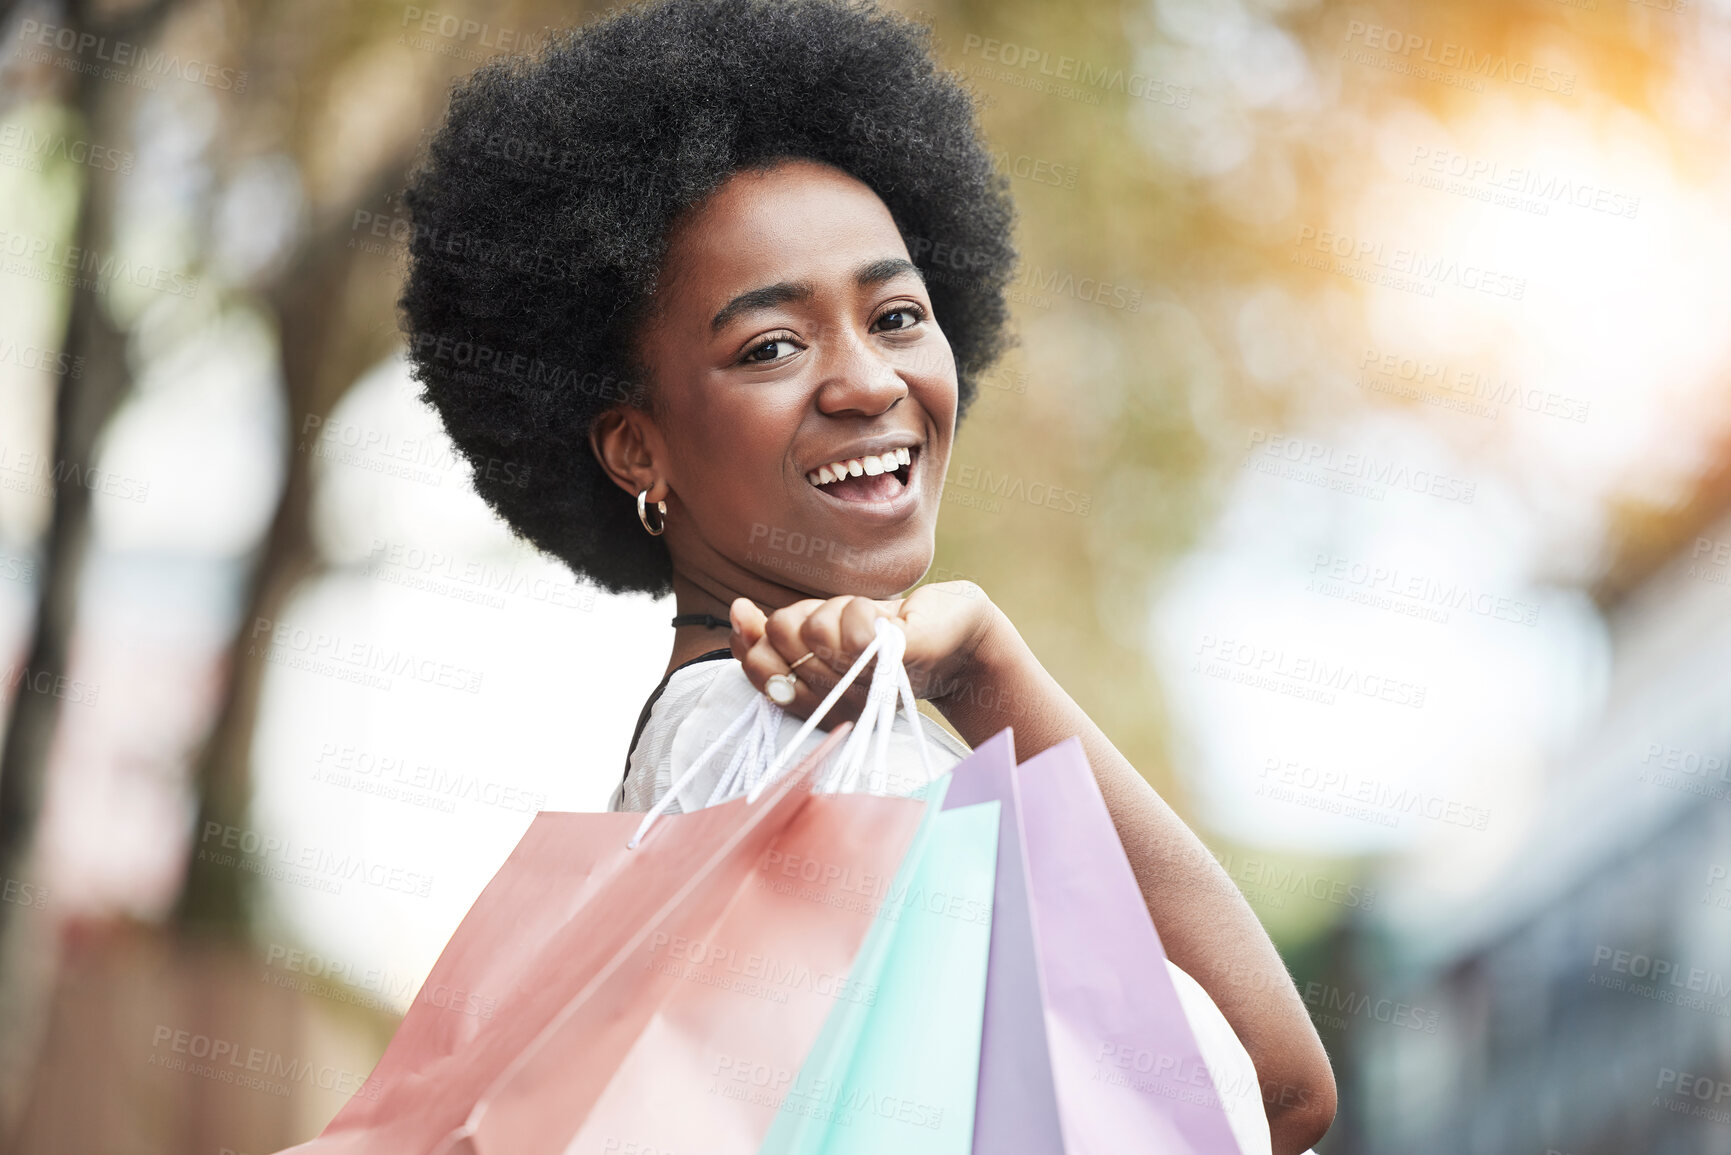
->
xmin=399 ymin=1 xmax=1335 ymax=1150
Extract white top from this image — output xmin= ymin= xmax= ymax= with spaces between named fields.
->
xmin=611 ymin=657 xmax=1273 ymax=1155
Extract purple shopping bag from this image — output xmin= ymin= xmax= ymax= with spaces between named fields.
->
xmin=1014 ymin=736 xmax=1241 ymax=1155
xmin=942 ymin=729 xmax=1065 ymax=1154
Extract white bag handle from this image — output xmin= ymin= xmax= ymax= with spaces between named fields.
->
xmin=748 ymin=617 xmax=933 ymax=802
xmin=627 ymin=617 xmax=933 ymax=847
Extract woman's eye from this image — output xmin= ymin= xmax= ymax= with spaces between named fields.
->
xmin=744 ymin=338 xmax=798 ymax=363
xmin=873 ymin=307 xmax=924 ymax=333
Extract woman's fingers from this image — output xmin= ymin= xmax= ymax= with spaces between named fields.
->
xmin=838 ymin=595 xmax=897 ymax=659
xmin=728 ymin=593 xmax=932 ymax=722
xmin=790 ymin=597 xmax=856 ymax=689
xmin=728 ymin=597 xmax=769 ymax=662
xmin=739 ymin=628 xmax=868 ymax=725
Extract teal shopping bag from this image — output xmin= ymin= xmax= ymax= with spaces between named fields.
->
xmin=759 ymin=783 xmax=1000 ymax=1155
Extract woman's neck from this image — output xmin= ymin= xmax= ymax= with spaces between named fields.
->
xmin=662 ymin=563 xmax=919 ymax=675
xmin=663 ymin=570 xmax=793 ymax=675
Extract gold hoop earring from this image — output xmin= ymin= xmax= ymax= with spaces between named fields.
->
xmin=637 ymin=489 xmax=667 ymax=536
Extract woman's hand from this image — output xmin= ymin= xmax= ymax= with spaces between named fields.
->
xmin=729 ymin=582 xmax=1003 ymax=725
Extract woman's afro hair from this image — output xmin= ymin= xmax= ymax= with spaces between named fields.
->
xmin=399 ymin=0 xmax=1017 ymax=595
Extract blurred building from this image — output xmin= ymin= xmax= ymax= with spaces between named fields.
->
xmin=1338 ymin=506 xmax=1731 ymax=1155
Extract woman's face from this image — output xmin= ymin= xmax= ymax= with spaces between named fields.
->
xmin=626 ymin=158 xmax=957 ymax=602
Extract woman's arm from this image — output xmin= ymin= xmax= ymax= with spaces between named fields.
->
xmin=929 ymin=602 xmax=1336 ymax=1155
xmin=732 ymin=587 xmax=1337 ymax=1154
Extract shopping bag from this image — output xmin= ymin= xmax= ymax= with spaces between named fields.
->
xmin=440 ymin=621 xmax=962 ymax=1153
xmin=760 ymin=782 xmax=1000 ymax=1155
xmin=448 ymin=787 xmax=936 ymax=1154
xmin=1016 ymin=737 xmax=1242 ymax=1155
xmin=940 ymin=729 xmax=1065 ymax=1155
xmin=277 ymin=724 xmax=856 ymax=1155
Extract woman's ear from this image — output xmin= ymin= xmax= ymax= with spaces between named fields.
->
xmin=590 ymin=406 xmax=667 ymax=502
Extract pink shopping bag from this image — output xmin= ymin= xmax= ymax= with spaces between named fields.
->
xmin=444 ymin=788 xmax=931 ymax=1154
xmin=278 ymin=724 xmax=921 ymax=1154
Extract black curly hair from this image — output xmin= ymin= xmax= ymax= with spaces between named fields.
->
xmin=399 ymin=0 xmax=1017 ymax=595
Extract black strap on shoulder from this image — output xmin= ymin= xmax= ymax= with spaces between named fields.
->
xmin=621 ymin=648 xmax=735 ymax=787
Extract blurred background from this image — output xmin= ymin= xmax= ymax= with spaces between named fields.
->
xmin=1 ymin=0 xmax=1729 ymax=1150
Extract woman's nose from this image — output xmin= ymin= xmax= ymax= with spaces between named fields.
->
xmin=813 ymin=335 xmax=907 ymax=417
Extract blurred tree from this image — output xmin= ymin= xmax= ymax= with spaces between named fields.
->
xmin=0 ymin=0 xmax=177 ymax=1129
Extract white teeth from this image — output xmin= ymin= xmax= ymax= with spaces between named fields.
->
xmin=806 ymin=446 xmax=919 ymax=487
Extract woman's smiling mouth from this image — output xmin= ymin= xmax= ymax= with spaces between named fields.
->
xmin=805 ymin=444 xmax=918 ymax=504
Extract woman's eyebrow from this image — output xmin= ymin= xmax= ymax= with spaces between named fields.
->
xmin=710 ymin=281 xmax=814 ymax=333
xmin=708 ymin=258 xmax=927 ymax=333
xmin=855 ymin=257 xmax=926 ymax=288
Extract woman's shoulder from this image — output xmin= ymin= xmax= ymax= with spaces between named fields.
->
xmin=611 ymin=652 xmax=735 ymax=812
